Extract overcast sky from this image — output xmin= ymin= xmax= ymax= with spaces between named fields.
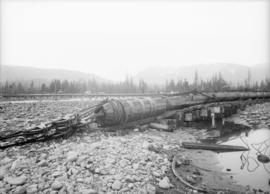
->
xmin=1 ymin=0 xmax=269 ymax=81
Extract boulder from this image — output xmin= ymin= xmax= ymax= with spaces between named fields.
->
xmin=5 ymin=175 xmax=27 ymax=185
xmin=26 ymin=184 xmax=38 ymax=194
xmin=0 ymin=157 xmax=13 ymax=166
xmin=79 ymin=189 xmax=98 ymax=194
xmin=51 ymin=180 xmax=63 ymax=190
xmin=111 ymin=180 xmax=122 ymax=190
xmin=146 ymin=183 xmax=156 ymax=194
xmin=13 ymin=186 xmax=26 ymax=194
xmin=0 ymin=167 xmax=6 ymax=180
xmin=158 ymin=177 xmax=171 ymax=189
xmin=66 ymin=151 xmax=78 ymax=162
xmin=38 ymin=160 xmax=48 ymax=167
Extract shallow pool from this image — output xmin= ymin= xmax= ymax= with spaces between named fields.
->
xmin=217 ymin=128 xmax=270 ymax=192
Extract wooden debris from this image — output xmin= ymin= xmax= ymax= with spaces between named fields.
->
xmin=171 ymin=156 xmax=206 ymax=193
xmin=149 ymin=123 xmax=171 ymax=131
xmin=257 ymin=154 xmax=270 ymax=163
xmin=182 ymin=142 xmax=249 ymax=152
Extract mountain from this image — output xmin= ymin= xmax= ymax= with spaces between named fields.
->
xmin=2 ymin=64 xmax=269 ymax=87
xmin=134 ymin=63 xmax=270 ymax=85
xmin=1 ymin=65 xmax=108 ymax=84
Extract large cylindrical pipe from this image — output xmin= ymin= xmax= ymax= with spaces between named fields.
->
xmin=95 ymin=98 xmax=167 ymax=126
xmin=95 ymin=91 xmax=270 ymax=127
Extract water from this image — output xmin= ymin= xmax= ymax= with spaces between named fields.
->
xmin=217 ymin=128 xmax=270 ymax=192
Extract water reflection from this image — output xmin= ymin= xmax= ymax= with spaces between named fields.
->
xmin=217 ymin=128 xmax=270 ymax=191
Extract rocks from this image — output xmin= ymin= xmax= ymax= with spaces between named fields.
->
xmin=1 ymin=98 xmax=234 ymax=193
xmin=146 ymin=183 xmax=156 ymax=194
xmin=132 ymin=163 xmax=139 ymax=170
xmin=125 ymin=175 xmax=135 ymax=183
xmin=66 ymin=183 xmax=74 ymax=194
xmin=39 ymin=153 xmax=47 ymax=160
xmin=52 ymin=171 xmax=63 ymax=178
xmin=142 ymin=141 xmax=150 ymax=149
xmin=0 ymin=188 xmax=7 ymax=194
xmin=114 ymin=174 xmax=122 ymax=180
xmin=58 ymin=188 xmax=67 ymax=194
xmin=0 ymin=157 xmax=13 ymax=166
xmin=216 ymin=191 xmax=225 ymax=194
xmin=158 ymin=177 xmax=172 ymax=189
xmin=26 ymin=184 xmax=38 ymax=194
xmin=76 ymin=178 xmax=84 ymax=183
xmin=128 ymin=183 xmax=134 ymax=188
xmin=11 ymin=158 xmax=26 ymax=170
xmin=38 ymin=160 xmax=49 ymax=167
xmin=0 ymin=167 xmax=6 ymax=180
xmin=0 ymin=152 xmax=6 ymax=159
xmin=186 ymin=175 xmax=196 ymax=184
xmin=4 ymin=175 xmax=27 ymax=185
xmin=14 ymin=186 xmax=27 ymax=194
xmin=119 ymin=159 xmax=129 ymax=168
xmin=51 ymin=180 xmax=63 ymax=190
xmin=111 ymin=180 xmax=122 ymax=190
xmin=148 ymin=144 xmax=162 ymax=153
xmin=66 ymin=151 xmax=79 ymax=162
xmin=79 ymin=189 xmax=98 ymax=194
xmin=152 ymin=171 xmax=161 ymax=177
xmin=84 ymin=177 xmax=93 ymax=184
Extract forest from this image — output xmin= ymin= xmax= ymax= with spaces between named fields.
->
xmin=2 ymin=71 xmax=270 ymax=94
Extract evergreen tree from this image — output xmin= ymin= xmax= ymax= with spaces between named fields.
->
xmin=139 ymin=79 xmax=147 ymax=93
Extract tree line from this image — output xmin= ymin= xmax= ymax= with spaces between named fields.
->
xmin=2 ymin=71 xmax=270 ymax=95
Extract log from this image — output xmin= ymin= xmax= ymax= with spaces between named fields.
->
xmin=182 ymin=142 xmax=249 ymax=152
xmin=149 ymin=123 xmax=169 ymax=131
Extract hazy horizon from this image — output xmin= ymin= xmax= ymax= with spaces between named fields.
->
xmin=1 ymin=0 xmax=269 ymax=81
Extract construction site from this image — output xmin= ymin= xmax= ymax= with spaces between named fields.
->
xmin=0 ymin=91 xmax=270 ymax=194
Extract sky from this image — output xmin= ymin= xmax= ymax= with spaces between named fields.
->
xmin=1 ymin=0 xmax=269 ymax=81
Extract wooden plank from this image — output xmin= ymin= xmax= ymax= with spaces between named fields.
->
xmin=182 ymin=142 xmax=249 ymax=152
xmin=149 ymin=123 xmax=169 ymax=130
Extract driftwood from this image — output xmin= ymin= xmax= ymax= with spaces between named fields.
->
xmin=182 ymin=142 xmax=249 ymax=152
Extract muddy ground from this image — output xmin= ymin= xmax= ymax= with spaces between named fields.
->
xmin=0 ymin=99 xmax=269 ymax=194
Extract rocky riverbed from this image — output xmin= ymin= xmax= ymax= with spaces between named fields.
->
xmin=0 ymin=99 xmax=99 ymax=133
xmin=0 ymin=99 xmax=269 ymax=194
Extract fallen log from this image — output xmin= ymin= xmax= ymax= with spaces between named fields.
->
xmin=182 ymin=142 xmax=249 ymax=152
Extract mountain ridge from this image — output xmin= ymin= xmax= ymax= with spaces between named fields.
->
xmin=1 ymin=64 xmax=269 ymax=86
xmin=134 ymin=63 xmax=270 ymax=85
xmin=1 ymin=65 xmax=108 ymax=84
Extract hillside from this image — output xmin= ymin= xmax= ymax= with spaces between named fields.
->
xmin=1 ymin=65 xmax=108 ymax=84
xmin=2 ymin=64 xmax=269 ymax=87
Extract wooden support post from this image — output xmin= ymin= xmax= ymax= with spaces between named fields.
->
xmin=176 ymin=112 xmax=184 ymax=128
xmin=221 ymin=106 xmax=225 ymax=126
xmin=222 ymin=117 xmax=225 ymax=126
xmin=211 ymin=112 xmax=216 ymax=128
xmin=200 ymin=108 xmax=208 ymax=121
xmin=184 ymin=112 xmax=193 ymax=126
